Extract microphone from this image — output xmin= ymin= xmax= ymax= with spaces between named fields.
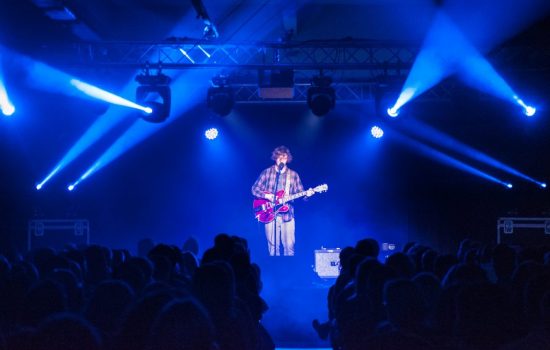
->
xmin=278 ymin=162 xmax=285 ymax=170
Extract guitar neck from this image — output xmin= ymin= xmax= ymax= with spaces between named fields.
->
xmin=282 ymin=190 xmax=309 ymax=203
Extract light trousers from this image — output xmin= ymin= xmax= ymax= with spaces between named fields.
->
xmin=265 ymin=216 xmax=295 ymax=256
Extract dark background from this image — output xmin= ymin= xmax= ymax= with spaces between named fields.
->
xmin=0 ymin=0 xmax=549 ymax=261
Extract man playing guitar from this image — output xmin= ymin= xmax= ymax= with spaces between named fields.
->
xmin=252 ymin=146 xmax=315 ymax=256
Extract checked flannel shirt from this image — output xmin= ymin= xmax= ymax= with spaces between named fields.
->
xmin=251 ymin=165 xmax=305 ymax=222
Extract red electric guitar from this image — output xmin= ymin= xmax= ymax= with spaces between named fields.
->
xmin=253 ymin=184 xmax=328 ymax=223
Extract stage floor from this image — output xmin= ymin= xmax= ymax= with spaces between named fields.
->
xmin=258 ymin=256 xmax=334 ymax=348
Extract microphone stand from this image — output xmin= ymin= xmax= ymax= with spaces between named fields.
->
xmin=272 ymin=163 xmax=283 ymax=256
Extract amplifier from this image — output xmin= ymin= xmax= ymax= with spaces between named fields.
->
xmin=314 ymin=248 xmax=341 ymax=278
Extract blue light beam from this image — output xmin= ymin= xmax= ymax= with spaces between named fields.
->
xmin=390 ymin=12 xmax=538 ymax=116
xmin=70 ymin=70 xmax=211 ymax=187
xmin=0 ymin=77 xmax=15 ymax=116
xmin=70 ymin=79 xmax=152 ymax=113
xmin=392 ymin=130 xmax=511 ymax=188
xmin=401 ymin=119 xmax=545 ymax=186
xmin=36 ymin=104 xmax=134 ymax=189
xmin=25 ymin=59 xmax=151 ymax=113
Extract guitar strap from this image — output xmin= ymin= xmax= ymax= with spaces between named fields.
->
xmin=285 ymin=171 xmax=291 ymax=200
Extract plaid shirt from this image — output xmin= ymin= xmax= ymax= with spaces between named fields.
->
xmin=252 ymin=165 xmax=304 ymax=222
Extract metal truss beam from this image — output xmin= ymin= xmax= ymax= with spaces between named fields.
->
xmin=42 ymin=40 xmax=550 ymax=74
xmin=47 ymin=40 xmax=419 ymax=75
xmin=232 ymin=81 xmax=456 ymax=104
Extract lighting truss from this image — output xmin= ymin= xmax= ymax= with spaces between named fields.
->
xmin=40 ymin=40 xmax=550 ymax=73
xmin=42 ymin=40 xmax=419 ymax=74
xmin=231 ymin=81 xmax=456 ymax=104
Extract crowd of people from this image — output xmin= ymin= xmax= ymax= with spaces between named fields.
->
xmin=313 ymin=238 xmax=550 ymax=349
xmin=0 ymin=235 xmax=272 ymax=350
xmin=0 ymin=233 xmax=549 ymax=349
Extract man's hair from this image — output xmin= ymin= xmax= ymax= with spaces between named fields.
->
xmin=271 ymin=145 xmax=293 ymax=163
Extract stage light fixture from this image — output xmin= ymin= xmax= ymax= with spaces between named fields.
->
xmin=387 ymin=106 xmax=400 ymax=118
xmin=207 ymin=76 xmax=234 ymax=117
xmin=135 ymin=69 xmax=172 ymax=123
xmin=205 ymin=128 xmax=218 ymax=140
xmin=67 ymin=184 xmax=75 ymax=191
xmin=523 ymin=106 xmax=536 ymax=117
xmin=307 ymin=75 xmax=335 ymax=117
xmin=370 ymin=126 xmax=384 ymax=139
xmin=506 ymin=183 xmax=513 ymax=189
xmin=1 ymin=103 xmax=15 ymax=116
xmin=513 ymin=95 xmax=536 ymax=117
xmin=191 ymin=0 xmax=219 ymax=39
xmin=0 ymin=79 xmax=15 ymax=116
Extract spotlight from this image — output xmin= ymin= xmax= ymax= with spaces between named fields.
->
xmin=205 ymin=128 xmax=218 ymax=140
xmin=506 ymin=183 xmax=513 ymax=189
xmin=524 ymin=106 xmax=536 ymax=117
xmin=1 ymin=103 xmax=15 ymax=116
xmin=307 ymin=75 xmax=335 ymax=117
xmin=36 ymin=184 xmax=43 ymax=190
xmin=203 ymin=23 xmax=219 ymax=39
xmin=135 ymin=69 xmax=171 ymax=123
xmin=207 ymin=76 xmax=234 ymax=117
xmin=67 ymin=184 xmax=75 ymax=191
xmin=513 ymin=96 xmax=536 ymax=117
xmin=539 ymin=182 xmax=547 ymax=189
xmin=387 ymin=106 xmax=400 ymax=118
xmin=370 ymin=126 xmax=384 ymax=139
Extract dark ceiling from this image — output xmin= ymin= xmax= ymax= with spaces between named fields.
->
xmin=1 ymin=0 xmax=549 ymax=47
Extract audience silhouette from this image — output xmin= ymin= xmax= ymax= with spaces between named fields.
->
xmin=0 ymin=233 xmax=549 ymax=350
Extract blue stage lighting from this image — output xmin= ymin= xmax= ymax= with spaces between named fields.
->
xmin=67 ymin=184 xmax=75 ymax=191
xmin=205 ymin=127 xmax=218 ymax=140
xmin=36 ymin=184 xmax=43 ymax=190
xmin=513 ymin=96 xmax=536 ymax=117
xmin=524 ymin=106 xmax=536 ymax=117
xmin=64 ymin=70 xmax=208 ymax=188
xmin=1 ymin=103 xmax=15 ymax=116
xmin=370 ymin=126 xmax=384 ymax=138
xmin=0 ymin=80 xmax=15 ymax=116
xmin=70 ymin=79 xmax=152 ymax=113
xmin=135 ymin=72 xmax=172 ymax=123
xmin=207 ymin=85 xmax=234 ymax=117
xmin=539 ymin=182 xmax=547 ymax=188
xmin=387 ymin=107 xmax=400 ymax=118
xmin=392 ymin=131 xmax=511 ymax=187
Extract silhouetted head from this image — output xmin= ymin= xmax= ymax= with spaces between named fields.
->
xmin=20 ymin=279 xmax=67 ymax=326
xmin=182 ymin=236 xmax=199 ymax=256
xmin=85 ymin=280 xmax=135 ymax=336
xmin=355 ymin=238 xmax=380 ymax=259
xmin=149 ymin=299 xmax=216 ymax=350
xmin=384 ymin=279 xmax=427 ymax=331
xmin=35 ymin=313 xmax=101 ymax=350
xmin=386 ymin=252 xmax=415 ymax=278
xmin=137 ymin=238 xmax=155 ymax=257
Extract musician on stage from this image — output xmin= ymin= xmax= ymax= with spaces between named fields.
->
xmin=252 ymin=146 xmax=314 ymax=256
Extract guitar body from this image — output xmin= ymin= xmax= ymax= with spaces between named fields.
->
xmin=253 ymin=190 xmax=290 ymax=224
xmin=253 ymin=184 xmax=328 ymax=223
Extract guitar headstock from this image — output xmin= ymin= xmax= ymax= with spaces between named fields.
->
xmin=313 ymin=184 xmax=328 ymax=193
